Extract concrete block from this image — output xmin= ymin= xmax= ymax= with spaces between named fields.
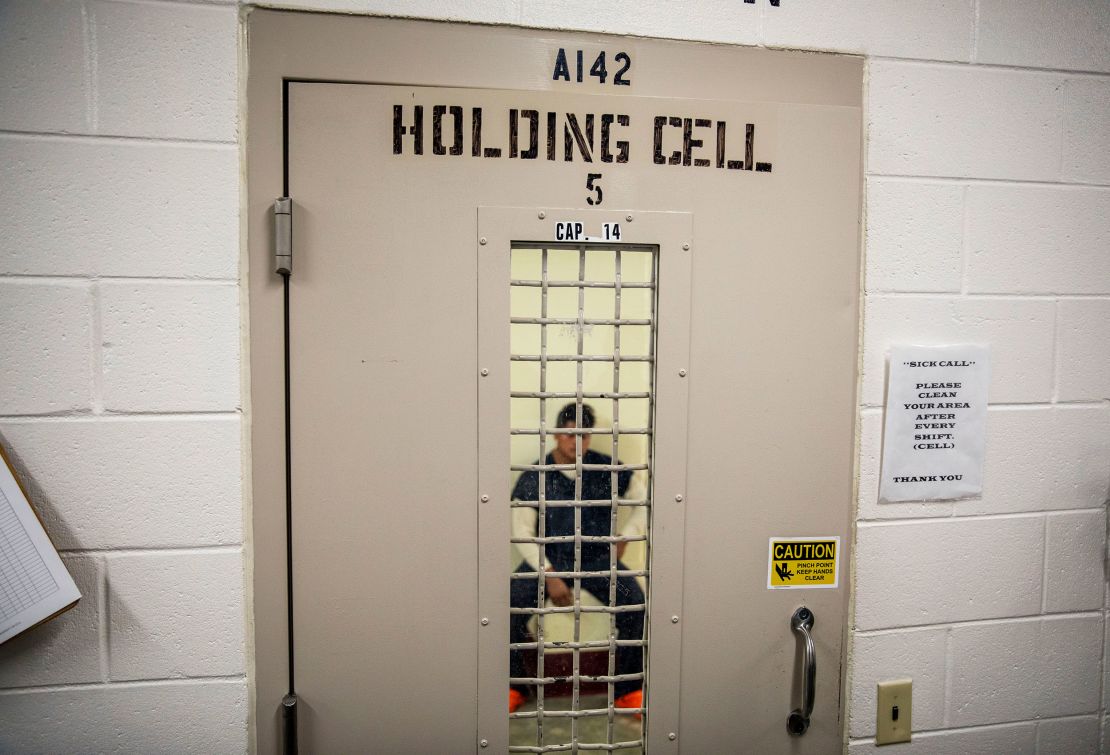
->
xmin=861 ymin=296 xmax=1055 ymax=405
xmin=855 ymin=517 xmax=1043 ymax=630
xmin=1043 ymin=510 xmax=1106 ymax=613
xmin=849 ymin=722 xmax=1036 ymax=754
xmin=1063 ymin=78 xmax=1110 ymax=184
xmin=762 ymin=0 xmax=973 ymax=61
xmin=858 ymin=410 xmax=953 ymax=520
xmin=91 ymin=0 xmax=237 ymax=141
xmin=0 ymin=281 xmax=92 ymax=415
xmin=0 ymin=556 xmax=101 ymax=687
xmin=868 ymin=61 xmax=1063 ymax=181
xmin=977 ymin=0 xmax=1110 ymax=74
xmin=0 ymin=680 xmax=247 ymax=753
xmin=521 ymin=0 xmax=759 ymax=44
xmin=848 ymin=627 xmax=947 ymax=738
xmin=0 ymin=417 xmax=241 ymax=550
xmin=0 ymin=0 xmax=88 ymax=134
xmin=1047 ymin=407 xmax=1110 ymax=509
xmin=266 ymin=0 xmax=518 ymax=25
xmin=948 ymin=615 xmax=1103 ymax=727
xmin=0 ymin=136 xmax=238 ymax=278
xmin=1056 ymin=299 xmax=1110 ymax=401
xmin=966 ymin=185 xmax=1110 ymax=295
xmin=865 ymin=179 xmax=964 ymax=293
xmin=108 ymin=551 xmax=244 ymax=680
xmin=1036 ymin=715 xmax=1100 ymax=754
xmin=100 ymin=282 xmax=240 ymax=412
xmin=962 ymin=405 xmax=1110 ymax=516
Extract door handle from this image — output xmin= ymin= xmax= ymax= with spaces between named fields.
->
xmin=787 ymin=606 xmax=815 ymax=736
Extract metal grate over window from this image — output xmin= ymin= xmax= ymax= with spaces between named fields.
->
xmin=508 ymin=243 xmax=657 ymax=754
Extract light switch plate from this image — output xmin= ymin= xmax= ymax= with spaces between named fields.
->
xmin=876 ymin=678 xmax=912 ymax=745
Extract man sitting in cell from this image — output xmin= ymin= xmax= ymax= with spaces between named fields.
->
xmin=509 ymin=402 xmax=647 ymax=715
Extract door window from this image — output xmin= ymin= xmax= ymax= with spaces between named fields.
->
xmin=508 ymin=244 xmax=657 ymax=753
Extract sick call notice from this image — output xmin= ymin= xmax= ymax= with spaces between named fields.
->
xmin=879 ymin=344 xmax=990 ymax=503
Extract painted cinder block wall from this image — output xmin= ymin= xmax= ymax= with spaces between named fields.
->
xmin=0 ymin=0 xmax=1107 ymax=752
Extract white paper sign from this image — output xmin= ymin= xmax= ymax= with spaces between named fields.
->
xmin=878 ymin=344 xmax=990 ymax=502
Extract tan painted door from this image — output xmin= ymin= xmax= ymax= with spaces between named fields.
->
xmin=248 ymin=11 xmax=862 ymax=754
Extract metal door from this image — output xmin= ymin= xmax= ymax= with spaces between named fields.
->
xmin=247 ymin=11 xmax=862 ymax=754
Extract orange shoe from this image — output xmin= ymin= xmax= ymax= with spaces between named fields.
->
xmin=614 ymin=689 xmax=643 ymax=720
xmin=509 ymin=688 xmax=527 ymax=713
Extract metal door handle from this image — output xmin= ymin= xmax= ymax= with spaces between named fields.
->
xmin=787 ymin=606 xmax=815 ymax=736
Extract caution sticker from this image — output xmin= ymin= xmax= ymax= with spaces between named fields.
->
xmin=767 ymin=537 xmax=840 ymax=589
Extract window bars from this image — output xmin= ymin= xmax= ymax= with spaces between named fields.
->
xmin=509 ymin=244 xmax=658 ymax=754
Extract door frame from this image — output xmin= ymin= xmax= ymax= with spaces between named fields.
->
xmin=245 ymin=10 xmax=863 ymax=753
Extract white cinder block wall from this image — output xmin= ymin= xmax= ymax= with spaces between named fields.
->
xmin=0 ymin=0 xmax=246 ymax=751
xmin=0 ymin=1 xmax=1106 ymax=753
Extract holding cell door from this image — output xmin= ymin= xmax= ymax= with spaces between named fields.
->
xmin=248 ymin=14 xmax=862 ymax=753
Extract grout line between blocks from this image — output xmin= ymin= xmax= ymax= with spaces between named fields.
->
xmin=1051 ymin=299 xmax=1063 ymax=404
xmin=71 ymin=544 xmax=243 ymax=557
xmin=1040 ymin=513 xmax=1050 ymax=613
xmin=79 ymin=0 xmax=97 ymax=134
xmin=862 ymin=292 xmax=1110 ymax=301
xmin=90 ymin=280 xmax=104 ymax=415
xmin=942 ymin=625 xmax=953 ymax=728
xmin=98 ymin=555 xmax=109 ymax=683
xmin=0 ymin=275 xmax=240 ymax=285
xmin=87 ymin=1 xmax=99 ymax=133
xmin=1103 ymin=510 xmax=1110 ymax=736
xmin=970 ymin=0 xmax=980 ymax=65
xmin=856 ymin=609 xmax=1104 ymax=637
xmin=864 ymin=173 xmax=1110 ymax=190
xmin=0 ymin=674 xmax=247 ymax=697
xmin=865 ymin=292 xmax=1110 ymax=300
xmin=959 ymin=182 xmax=970 ymax=295
xmin=863 ymin=287 xmax=964 ymax=296
xmin=104 ymin=554 xmax=113 ymax=681
xmin=92 ymin=0 xmax=239 ymax=12
xmin=0 ymin=129 xmax=238 ymax=148
xmin=0 ymin=411 xmax=242 ymax=423
xmin=858 ymin=508 xmax=1103 ymax=527
xmin=1101 ymin=598 xmax=1108 ymax=735
xmin=867 ymin=54 xmax=1110 ymax=78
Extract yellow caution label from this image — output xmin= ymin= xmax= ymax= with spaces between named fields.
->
xmin=767 ymin=537 xmax=840 ymax=589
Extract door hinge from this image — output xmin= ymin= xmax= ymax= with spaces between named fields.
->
xmin=274 ymin=197 xmax=292 ymax=276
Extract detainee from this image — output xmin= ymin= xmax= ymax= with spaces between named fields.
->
xmin=509 ymin=402 xmax=647 ymax=715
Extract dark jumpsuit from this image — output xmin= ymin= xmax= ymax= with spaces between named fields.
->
xmin=509 ymin=449 xmax=645 ymax=698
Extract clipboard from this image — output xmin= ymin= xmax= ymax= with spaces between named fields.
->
xmin=0 ymin=442 xmax=81 ymax=646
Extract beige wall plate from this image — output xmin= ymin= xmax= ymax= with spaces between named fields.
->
xmin=876 ymin=678 xmax=913 ymax=745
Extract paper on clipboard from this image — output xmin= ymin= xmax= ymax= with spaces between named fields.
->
xmin=0 ymin=447 xmax=81 ymax=645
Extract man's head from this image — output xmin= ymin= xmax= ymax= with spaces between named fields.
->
xmin=552 ymin=402 xmax=594 ymax=463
